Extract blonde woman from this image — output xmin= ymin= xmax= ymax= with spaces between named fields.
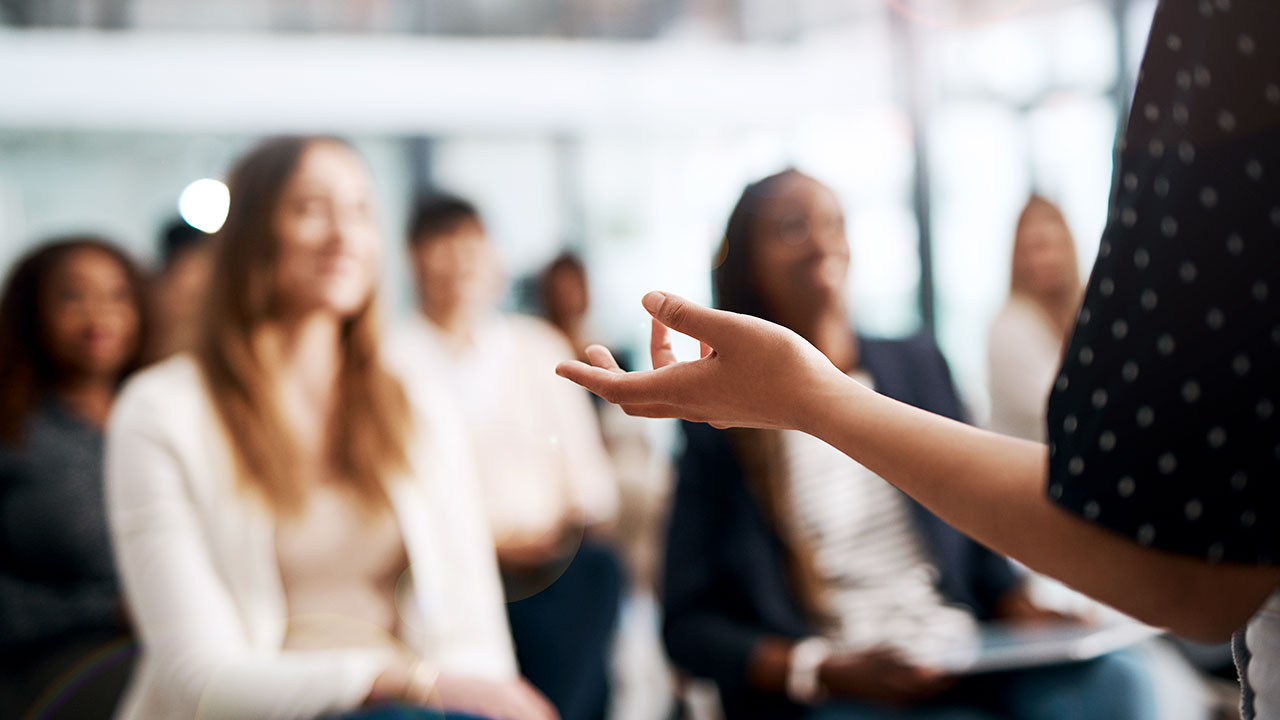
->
xmin=987 ymin=196 xmax=1083 ymax=444
xmin=106 ymin=137 xmax=555 ymax=720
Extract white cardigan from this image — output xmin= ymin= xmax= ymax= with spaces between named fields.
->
xmin=105 ymin=355 xmax=517 ymax=720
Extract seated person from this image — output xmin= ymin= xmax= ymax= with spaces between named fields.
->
xmin=106 ymin=138 xmax=554 ymax=720
xmin=662 ymin=170 xmax=1156 ymax=720
xmin=0 ymin=237 xmax=149 ymax=719
xmin=389 ymin=195 xmax=624 ymax=720
xmin=148 ymin=218 xmax=213 ymax=360
xmin=537 ymin=250 xmax=670 ymax=591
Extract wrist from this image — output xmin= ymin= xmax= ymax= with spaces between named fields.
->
xmin=785 ymin=637 xmax=832 ymax=705
xmin=795 ymin=367 xmax=863 ymax=438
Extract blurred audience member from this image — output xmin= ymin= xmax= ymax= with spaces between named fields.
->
xmin=663 ymin=170 xmax=1155 ymax=720
xmin=986 ymin=196 xmax=1083 ymax=442
xmin=148 ymin=218 xmax=213 ymax=360
xmin=390 ymin=195 xmax=622 ymax=720
xmin=537 ymin=250 xmax=669 ymax=589
xmin=538 ymin=251 xmax=634 ymax=369
xmin=539 ymin=251 xmax=594 ymax=365
xmin=0 ymin=236 xmax=148 ymax=719
xmin=987 ymin=197 xmax=1229 ymax=716
xmin=105 ymin=138 xmax=553 ymax=720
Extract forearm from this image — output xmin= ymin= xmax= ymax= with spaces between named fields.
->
xmin=801 ymin=376 xmax=1279 ymax=640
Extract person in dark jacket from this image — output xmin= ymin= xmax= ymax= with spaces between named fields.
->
xmin=661 ymin=170 xmax=1155 ymax=720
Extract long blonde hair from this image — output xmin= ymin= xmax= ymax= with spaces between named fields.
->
xmin=196 ymin=137 xmax=410 ymax=516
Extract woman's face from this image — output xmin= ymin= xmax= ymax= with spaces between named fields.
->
xmin=42 ymin=248 xmax=140 ymax=380
xmin=272 ymin=142 xmax=380 ymax=320
xmin=1014 ymin=207 xmax=1077 ymax=296
xmin=545 ymin=265 xmax=589 ymax=323
xmin=750 ymin=174 xmax=851 ymax=322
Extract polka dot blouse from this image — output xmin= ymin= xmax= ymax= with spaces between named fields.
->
xmin=1046 ymin=0 xmax=1280 ymax=566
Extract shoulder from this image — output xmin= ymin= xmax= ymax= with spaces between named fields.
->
xmin=503 ymin=314 xmax=575 ymax=360
xmin=677 ymin=421 xmax=742 ymax=479
xmin=112 ymin=354 xmax=209 ymax=431
xmin=860 ymin=332 xmax=947 ymax=369
xmin=383 ymin=315 xmax=440 ymax=369
xmin=989 ymin=297 xmax=1049 ymax=338
xmin=108 ymin=355 xmax=227 ymax=464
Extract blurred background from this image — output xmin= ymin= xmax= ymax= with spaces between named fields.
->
xmin=0 ymin=0 xmax=1157 ymax=413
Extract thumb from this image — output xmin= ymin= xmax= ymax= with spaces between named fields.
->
xmin=641 ymin=291 xmax=733 ymax=347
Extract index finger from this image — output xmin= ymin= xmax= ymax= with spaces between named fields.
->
xmin=650 ymin=318 xmax=678 ymax=369
xmin=555 ymin=360 xmax=686 ymax=406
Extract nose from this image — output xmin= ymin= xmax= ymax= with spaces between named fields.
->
xmin=812 ymin=217 xmax=848 ymax=257
xmin=325 ymin=205 xmax=370 ymax=255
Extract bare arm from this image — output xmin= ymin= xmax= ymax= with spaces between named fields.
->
xmin=557 ymin=292 xmax=1280 ymax=641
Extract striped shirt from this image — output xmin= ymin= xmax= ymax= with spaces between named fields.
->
xmin=781 ymin=374 xmax=977 ymax=665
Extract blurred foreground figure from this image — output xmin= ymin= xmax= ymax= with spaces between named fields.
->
xmin=390 ymin=196 xmax=622 ymax=720
xmin=0 ymin=236 xmax=149 ymax=719
xmin=662 ymin=171 xmax=1156 ymax=720
xmin=106 ymin=138 xmax=554 ymax=720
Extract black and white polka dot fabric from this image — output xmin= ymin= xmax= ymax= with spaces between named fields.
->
xmin=1047 ymin=2 xmax=1280 ymax=713
xmin=1047 ymin=0 xmax=1279 ymax=567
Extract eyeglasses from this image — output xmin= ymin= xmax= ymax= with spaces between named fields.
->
xmin=769 ymin=213 xmax=846 ymax=247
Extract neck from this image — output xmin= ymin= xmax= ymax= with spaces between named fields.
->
xmin=262 ymin=312 xmax=343 ymax=395
xmin=1026 ymin=288 xmax=1080 ymax=336
xmin=421 ymin=300 xmax=480 ymax=349
xmin=57 ymin=374 xmax=118 ymax=428
xmin=780 ymin=303 xmax=859 ymax=373
xmin=258 ymin=312 xmax=344 ymax=460
xmin=555 ymin=315 xmax=589 ymax=357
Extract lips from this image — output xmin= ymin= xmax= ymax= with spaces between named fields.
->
xmin=316 ymin=255 xmax=362 ymax=278
xmin=81 ymin=325 xmax=124 ymax=358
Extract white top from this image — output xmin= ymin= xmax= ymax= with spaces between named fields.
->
xmin=386 ymin=313 xmax=619 ymax=545
xmin=1245 ymin=592 xmax=1280 ymax=719
xmin=275 ymin=483 xmax=408 ymax=653
xmin=105 ymin=355 xmax=517 ymax=720
xmin=782 ymin=373 xmax=978 ymax=667
xmin=986 ymin=296 xmax=1065 ymax=443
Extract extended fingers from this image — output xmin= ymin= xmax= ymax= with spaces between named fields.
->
xmin=650 ymin=318 xmax=678 ymax=369
xmin=555 ymin=362 xmax=666 ymax=405
xmin=584 ymin=344 xmax=624 ymax=372
xmin=558 ymin=358 xmax=713 ymax=408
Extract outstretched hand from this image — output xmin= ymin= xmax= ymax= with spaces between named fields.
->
xmin=555 ymin=291 xmax=850 ymax=431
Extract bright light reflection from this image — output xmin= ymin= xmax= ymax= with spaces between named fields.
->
xmin=178 ymin=178 xmax=230 ymax=233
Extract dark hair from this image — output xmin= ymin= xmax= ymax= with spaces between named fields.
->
xmin=539 ymin=250 xmax=587 ymax=320
xmin=159 ymin=218 xmax=212 ymax=270
xmin=407 ymin=194 xmax=481 ymax=246
xmin=0 ymin=236 xmax=151 ymax=443
xmin=712 ymin=168 xmax=803 ymax=322
xmin=713 ymin=168 xmax=835 ymax=628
